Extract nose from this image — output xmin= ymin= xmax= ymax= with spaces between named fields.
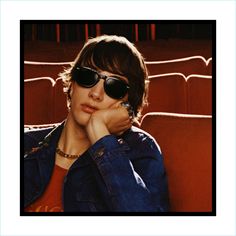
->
xmin=88 ymin=80 xmax=104 ymax=101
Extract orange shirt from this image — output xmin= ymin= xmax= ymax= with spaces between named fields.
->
xmin=25 ymin=165 xmax=67 ymax=212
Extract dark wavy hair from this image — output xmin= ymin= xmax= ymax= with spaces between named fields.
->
xmin=59 ymin=35 xmax=149 ymax=120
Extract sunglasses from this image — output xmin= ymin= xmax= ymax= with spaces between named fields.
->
xmin=72 ymin=66 xmax=130 ymax=99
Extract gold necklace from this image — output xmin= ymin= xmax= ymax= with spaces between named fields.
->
xmin=56 ymin=147 xmax=80 ymax=159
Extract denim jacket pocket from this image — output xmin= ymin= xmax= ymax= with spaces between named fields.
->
xmin=76 ymin=191 xmax=97 ymax=211
xmin=75 ymin=185 xmax=107 ymax=212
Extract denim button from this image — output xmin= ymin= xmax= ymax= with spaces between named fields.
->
xmin=94 ymin=147 xmax=105 ymax=158
xmin=118 ymin=138 xmax=130 ymax=150
xmin=118 ymin=138 xmax=124 ymax=144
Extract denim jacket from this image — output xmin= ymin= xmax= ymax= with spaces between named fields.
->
xmin=24 ymin=122 xmax=169 ymax=212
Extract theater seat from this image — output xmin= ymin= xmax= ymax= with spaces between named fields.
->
xmin=206 ymin=58 xmax=212 ymax=75
xmin=187 ymin=75 xmax=212 ymax=115
xmin=24 ymin=77 xmax=55 ymax=124
xmin=24 ymin=61 xmax=70 ymax=80
xmin=54 ymin=78 xmax=68 ymax=122
xmin=146 ymin=56 xmax=211 ymax=77
xmin=143 ymin=73 xmax=187 ymax=115
xmin=141 ymin=112 xmax=212 ymax=212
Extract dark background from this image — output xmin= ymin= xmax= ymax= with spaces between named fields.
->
xmin=24 ymin=22 xmax=213 ymax=42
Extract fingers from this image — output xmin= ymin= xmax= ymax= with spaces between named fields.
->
xmin=110 ymin=100 xmax=123 ymax=109
xmin=121 ymin=122 xmax=132 ymax=130
xmin=100 ymin=101 xmax=134 ymax=136
xmin=116 ymin=119 xmax=131 ymax=128
xmin=120 ymin=101 xmax=135 ymax=120
xmin=113 ymin=122 xmax=132 ymax=136
xmin=110 ymin=101 xmax=135 ymax=121
xmin=109 ymin=103 xmax=131 ymax=120
xmin=112 ymin=115 xmax=132 ymax=129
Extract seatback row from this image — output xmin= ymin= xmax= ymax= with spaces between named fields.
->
xmin=145 ymin=56 xmax=212 ymax=76
xmin=24 ymin=77 xmax=67 ymax=124
xmin=24 ymin=73 xmax=212 ymax=124
xmin=24 ymin=55 xmax=212 ymax=81
xmin=144 ymin=73 xmax=212 ymax=115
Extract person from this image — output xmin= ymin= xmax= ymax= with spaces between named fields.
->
xmin=24 ymin=35 xmax=169 ymax=213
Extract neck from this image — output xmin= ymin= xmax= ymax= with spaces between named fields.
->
xmin=58 ymin=113 xmax=91 ymax=155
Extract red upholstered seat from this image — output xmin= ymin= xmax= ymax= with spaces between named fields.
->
xmin=143 ymin=73 xmax=187 ymax=115
xmin=140 ymin=112 xmax=212 ymax=212
xmin=24 ymin=61 xmax=70 ymax=80
xmin=146 ymin=56 xmax=211 ymax=77
xmin=206 ymin=58 xmax=212 ymax=76
xmin=187 ymin=75 xmax=212 ymax=115
xmin=24 ymin=57 xmax=213 ymax=125
xmin=24 ymin=77 xmax=55 ymax=124
xmin=54 ymin=78 xmax=68 ymax=123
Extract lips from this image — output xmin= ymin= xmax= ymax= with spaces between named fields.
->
xmin=81 ymin=104 xmax=98 ymax=114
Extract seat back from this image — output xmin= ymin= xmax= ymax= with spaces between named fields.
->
xmin=24 ymin=61 xmax=70 ymax=80
xmin=24 ymin=77 xmax=55 ymax=124
xmin=141 ymin=112 xmax=212 ymax=212
xmin=146 ymin=56 xmax=211 ymax=77
xmin=54 ymin=78 xmax=68 ymax=123
xmin=187 ymin=75 xmax=212 ymax=115
xmin=143 ymin=73 xmax=187 ymax=115
xmin=206 ymin=58 xmax=212 ymax=75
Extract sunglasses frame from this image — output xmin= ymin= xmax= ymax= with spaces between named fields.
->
xmin=72 ymin=66 xmax=130 ymax=99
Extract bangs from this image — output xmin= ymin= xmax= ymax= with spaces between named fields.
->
xmin=79 ymin=40 xmax=133 ymax=77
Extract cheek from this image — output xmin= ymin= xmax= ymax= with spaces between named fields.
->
xmin=71 ymin=85 xmax=88 ymax=102
xmin=70 ymin=89 xmax=91 ymax=126
xmin=70 ymin=87 xmax=87 ymax=114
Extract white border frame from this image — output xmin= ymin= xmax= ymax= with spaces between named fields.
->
xmin=0 ymin=1 xmax=235 ymax=236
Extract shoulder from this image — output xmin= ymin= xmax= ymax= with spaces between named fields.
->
xmin=24 ymin=125 xmax=56 ymax=153
xmin=122 ymin=125 xmax=162 ymax=155
xmin=24 ymin=125 xmax=55 ymax=142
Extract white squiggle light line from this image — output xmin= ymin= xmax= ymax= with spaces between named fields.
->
xmin=24 ymin=77 xmax=56 ymax=87
xmin=24 ymin=55 xmax=213 ymax=66
xmin=148 ymin=73 xmax=212 ymax=81
xmin=145 ymin=55 xmax=212 ymax=66
xmin=24 ymin=61 xmax=72 ymax=65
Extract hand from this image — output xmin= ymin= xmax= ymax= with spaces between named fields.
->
xmin=101 ymin=101 xmax=133 ymax=135
xmin=86 ymin=101 xmax=132 ymax=144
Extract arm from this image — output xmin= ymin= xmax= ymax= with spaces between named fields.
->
xmin=85 ymin=102 xmax=169 ymax=212
xmin=88 ymin=133 xmax=169 ymax=212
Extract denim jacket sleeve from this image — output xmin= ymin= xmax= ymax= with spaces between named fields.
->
xmin=88 ymin=133 xmax=169 ymax=212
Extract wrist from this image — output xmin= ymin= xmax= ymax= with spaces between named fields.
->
xmin=86 ymin=114 xmax=110 ymax=145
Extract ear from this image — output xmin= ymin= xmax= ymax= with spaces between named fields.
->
xmin=67 ymin=82 xmax=74 ymax=110
xmin=70 ymin=81 xmax=74 ymax=97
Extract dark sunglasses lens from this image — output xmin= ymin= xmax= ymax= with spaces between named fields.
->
xmin=74 ymin=68 xmax=98 ymax=87
xmin=105 ymin=78 xmax=128 ymax=99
